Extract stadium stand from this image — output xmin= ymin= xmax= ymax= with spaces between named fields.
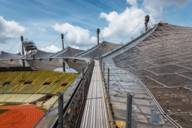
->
xmin=0 ymin=71 xmax=77 ymax=94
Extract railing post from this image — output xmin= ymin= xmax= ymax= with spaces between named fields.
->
xmin=103 ymin=62 xmax=105 ymax=75
xmin=107 ymin=68 xmax=110 ymax=94
xmin=99 ymin=57 xmax=102 ymax=70
xmin=62 ymin=59 xmax=65 ymax=72
xmin=82 ymin=68 xmax=86 ymax=102
xmin=58 ymin=93 xmax=64 ymax=128
xmin=126 ymin=94 xmax=133 ymax=128
xmin=20 ymin=36 xmax=25 ymax=67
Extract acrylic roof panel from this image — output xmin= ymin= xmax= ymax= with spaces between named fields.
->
xmin=111 ymin=23 xmax=192 ymax=128
xmin=0 ymin=51 xmax=22 ymax=59
xmin=102 ymin=61 xmax=177 ymax=128
xmin=78 ymin=41 xmax=122 ymax=59
xmin=52 ymin=47 xmax=84 ymax=58
xmin=0 ymin=51 xmax=23 ymax=67
xmin=113 ymin=23 xmax=192 ymax=77
xmin=32 ymin=49 xmax=54 ymax=58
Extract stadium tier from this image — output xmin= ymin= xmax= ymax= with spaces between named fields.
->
xmin=0 ymin=71 xmax=77 ymax=94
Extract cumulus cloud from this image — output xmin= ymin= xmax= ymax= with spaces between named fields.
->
xmin=53 ymin=23 xmax=96 ymax=49
xmin=0 ymin=16 xmax=25 ymax=43
xmin=127 ymin=0 xmax=137 ymax=6
xmin=40 ymin=44 xmax=61 ymax=53
xmin=144 ymin=0 xmax=187 ymax=17
xmin=100 ymin=0 xmax=187 ymax=43
xmin=50 ymin=0 xmax=187 ymax=48
xmin=100 ymin=7 xmax=145 ymax=42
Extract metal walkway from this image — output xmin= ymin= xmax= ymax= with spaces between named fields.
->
xmin=80 ymin=60 xmax=109 ymax=128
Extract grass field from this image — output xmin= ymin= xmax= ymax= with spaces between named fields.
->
xmin=0 ymin=70 xmax=77 ymax=94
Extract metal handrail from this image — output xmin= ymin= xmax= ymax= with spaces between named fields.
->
xmin=51 ymin=60 xmax=94 ymax=128
xmin=99 ymin=58 xmax=115 ymax=128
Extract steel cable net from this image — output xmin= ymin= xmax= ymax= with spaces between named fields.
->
xmin=101 ymin=23 xmax=192 ymax=128
xmin=102 ymin=60 xmax=177 ymax=128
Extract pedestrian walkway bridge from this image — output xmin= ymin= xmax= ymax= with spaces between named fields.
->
xmin=80 ymin=60 xmax=109 ymax=128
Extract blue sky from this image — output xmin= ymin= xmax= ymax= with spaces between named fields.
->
xmin=0 ymin=0 xmax=191 ymax=52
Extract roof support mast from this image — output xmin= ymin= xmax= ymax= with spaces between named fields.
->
xmin=20 ymin=35 xmax=25 ymax=67
xmin=61 ymin=33 xmax=65 ymax=72
xmin=61 ymin=33 xmax=64 ymax=50
xmin=97 ymin=28 xmax=100 ymax=45
xmin=145 ymin=15 xmax=150 ymax=32
xmin=58 ymin=93 xmax=64 ymax=128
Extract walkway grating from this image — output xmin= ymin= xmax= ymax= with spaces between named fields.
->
xmin=80 ymin=60 xmax=109 ymax=128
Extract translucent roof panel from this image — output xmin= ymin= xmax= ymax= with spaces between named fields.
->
xmin=0 ymin=51 xmax=23 ymax=67
xmin=109 ymin=23 xmax=192 ymax=128
xmin=0 ymin=51 xmax=22 ymax=59
xmin=51 ymin=47 xmax=84 ymax=58
xmin=78 ymin=41 xmax=122 ymax=59
xmin=102 ymin=58 xmax=178 ymax=128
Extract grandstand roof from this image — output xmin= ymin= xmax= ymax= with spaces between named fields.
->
xmin=32 ymin=49 xmax=54 ymax=58
xmin=0 ymin=51 xmax=22 ymax=59
xmin=103 ymin=23 xmax=192 ymax=128
xmin=51 ymin=47 xmax=84 ymax=58
xmin=78 ymin=41 xmax=122 ymax=59
xmin=0 ymin=51 xmax=23 ymax=67
xmin=113 ymin=23 xmax=192 ymax=88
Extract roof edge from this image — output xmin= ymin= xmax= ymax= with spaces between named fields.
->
xmin=101 ymin=23 xmax=159 ymax=59
xmin=75 ymin=41 xmax=111 ymax=57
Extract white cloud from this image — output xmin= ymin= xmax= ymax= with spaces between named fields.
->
xmin=127 ymin=0 xmax=137 ymax=6
xmin=99 ymin=0 xmax=187 ymax=43
xmin=143 ymin=0 xmax=187 ymax=20
xmin=49 ymin=0 xmax=187 ymax=49
xmin=100 ymin=7 xmax=146 ymax=42
xmin=53 ymin=23 xmax=96 ymax=49
xmin=40 ymin=44 xmax=61 ymax=53
xmin=0 ymin=16 xmax=25 ymax=43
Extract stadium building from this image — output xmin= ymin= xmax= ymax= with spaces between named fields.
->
xmin=0 ymin=20 xmax=191 ymax=128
